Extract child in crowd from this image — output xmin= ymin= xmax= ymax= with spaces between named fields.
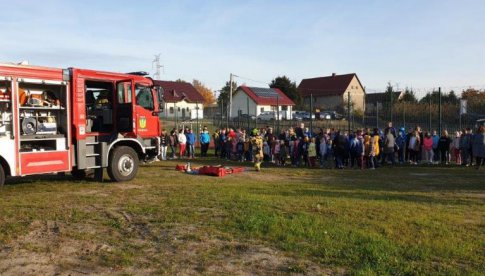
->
xmin=438 ymin=130 xmax=452 ymax=164
xmin=319 ymin=135 xmax=327 ymax=168
xmin=452 ymin=131 xmax=461 ymax=165
xmin=273 ymin=139 xmax=281 ymax=165
xmin=396 ymin=128 xmax=406 ymax=164
xmin=263 ymin=141 xmax=270 ymax=162
xmin=423 ymin=132 xmax=434 ymax=164
xmin=364 ymin=132 xmax=375 ymax=169
xmin=302 ymin=137 xmax=309 ymax=167
xmin=159 ymin=129 xmax=169 ymax=161
xmin=279 ymin=140 xmax=287 ymax=166
xmin=237 ymin=137 xmax=245 ymax=162
xmin=308 ymin=137 xmax=317 ymax=167
xmin=408 ymin=130 xmax=421 ymax=165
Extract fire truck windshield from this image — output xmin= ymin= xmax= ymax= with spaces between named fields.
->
xmin=135 ymin=85 xmax=154 ymax=110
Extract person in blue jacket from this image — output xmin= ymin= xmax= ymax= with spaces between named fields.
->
xmin=199 ymin=126 xmax=211 ymax=157
xmin=185 ymin=129 xmax=196 ymax=159
xmin=432 ymin=130 xmax=440 ymax=162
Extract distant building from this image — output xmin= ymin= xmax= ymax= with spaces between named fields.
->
xmin=154 ymin=80 xmax=205 ymax=120
xmin=231 ymin=86 xmax=295 ymax=119
xmin=365 ymin=91 xmax=404 ymax=112
xmin=298 ymin=73 xmax=366 ymax=111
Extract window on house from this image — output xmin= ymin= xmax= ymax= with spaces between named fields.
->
xmin=282 ymin=106 xmax=288 ymax=111
xmin=260 ymin=107 xmax=264 ymax=112
xmin=169 ymin=107 xmax=174 ymax=114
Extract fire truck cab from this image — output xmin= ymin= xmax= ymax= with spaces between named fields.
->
xmin=0 ymin=63 xmax=164 ymax=185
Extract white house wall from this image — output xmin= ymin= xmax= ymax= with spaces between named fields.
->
xmin=231 ymin=90 xmax=257 ymax=118
xmin=163 ymin=100 xmax=204 ymax=120
xmin=231 ymin=89 xmax=294 ymax=119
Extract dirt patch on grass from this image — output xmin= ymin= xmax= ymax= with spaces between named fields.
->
xmin=0 ymin=220 xmax=113 ymax=275
xmin=155 ymin=226 xmax=341 ymax=275
xmin=72 ymin=189 xmax=109 ymax=197
xmin=114 ymin=184 xmax=143 ymax=190
xmin=0 ymin=215 xmax=339 ymax=275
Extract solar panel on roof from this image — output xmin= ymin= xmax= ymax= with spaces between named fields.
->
xmin=251 ymin=87 xmax=279 ymax=98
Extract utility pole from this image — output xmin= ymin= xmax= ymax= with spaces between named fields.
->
xmin=152 ymin=54 xmax=164 ymax=80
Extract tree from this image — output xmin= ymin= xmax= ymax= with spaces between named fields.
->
xmin=419 ymin=90 xmax=460 ymax=104
xmin=175 ymin=78 xmax=187 ymax=83
xmin=269 ymin=76 xmax=300 ymax=106
xmin=401 ymin=87 xmax=418 ymax=103
xmin=462 ymin=88 xmax=485 ymax=100
xmin=385 ymin=82 xmax=398 ymax=103
xmin=192 ymin=79 xmax=216 ymax=105
xmin=217 ymin=80 xmax=238 ymax=108
xmin=445 ymin=90 xmax=459 ymax=104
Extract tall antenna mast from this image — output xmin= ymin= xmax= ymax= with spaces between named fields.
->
xmin=152 ymin=54 xmax=164 ymax=80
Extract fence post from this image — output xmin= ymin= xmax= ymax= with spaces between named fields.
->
xmin=347 ymin=91 xmax=351 ymax=133
xmin=438 ymin=87 xmax=442 ymax=134
xmin=220 ymin=98 xmax=224 ymax=128
xmin=310 ymin=93 xmax=313 ymax=134
xmin=246 ymin=96 xmax=250 ymax=131
xmin=403 ymin=101 xmax=406 ymax=129
xmin=376 ymin=101 xmax=379 ymax=129
xmin=428 ymin=92 xmax=432 ymax=131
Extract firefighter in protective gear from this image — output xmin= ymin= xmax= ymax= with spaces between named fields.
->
xmin=251 ymin=129 xmax=264 ymax=171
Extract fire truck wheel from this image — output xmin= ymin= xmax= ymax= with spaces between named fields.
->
xmin=107 ymin=146 xmax=139 ymax=182
xmin=0 ymin=165 xmax=5 ymax=187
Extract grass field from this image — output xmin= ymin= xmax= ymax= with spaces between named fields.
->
xmin=0 ymin=160 xmax=483 ymax=275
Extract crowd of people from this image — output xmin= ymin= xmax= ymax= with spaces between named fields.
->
xmin=158 ymin=122 xmax=485 ymax=171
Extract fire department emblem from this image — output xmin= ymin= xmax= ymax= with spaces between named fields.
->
xmin=139 ymin=116 xmax=147 ymax=129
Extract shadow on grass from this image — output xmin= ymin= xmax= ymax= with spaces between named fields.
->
xmin=5 ymin=173 xmax=106 ymax=186
xmin=249 ymin=188 xmax=481 ymax=206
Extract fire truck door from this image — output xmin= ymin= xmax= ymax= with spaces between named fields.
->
xmin=116 ymin=80 xmax=133 ymax=133
xmin=134 ymin=84 xmax=158 ymax=138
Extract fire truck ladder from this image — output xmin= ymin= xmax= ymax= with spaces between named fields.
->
xmin=82 ymin=136 xmax=108 ymax=170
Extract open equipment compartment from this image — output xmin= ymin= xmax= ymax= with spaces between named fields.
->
xmin=17 ymin=79 xmax=68 ymax=152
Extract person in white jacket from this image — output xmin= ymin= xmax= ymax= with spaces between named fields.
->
xmin=177 ymin=130 xmax=187 ymax=158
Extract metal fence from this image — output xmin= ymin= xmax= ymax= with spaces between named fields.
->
xmin=207 ymin=89 xmax=485 ymax=135
xmin=363 ymin=89 xmax=485 ymax=134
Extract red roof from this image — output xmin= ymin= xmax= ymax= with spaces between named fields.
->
xmin=238 ymin=86 xmax=295 ymax=106
xmin=154 ymin=80 xmax=205 ymax=103
xmin=298 ymin=73 xmax=363 ymax=97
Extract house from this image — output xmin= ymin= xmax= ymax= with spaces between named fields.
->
xmin=230 ymin=86 xmax=295 ymax=119
xmin=298 ymin=73 xmax=366 ymax=111
xmin=154 ymin=80 xmax=205 ymax=120
xmin=365 ymin=91 xmax=404 ymax=112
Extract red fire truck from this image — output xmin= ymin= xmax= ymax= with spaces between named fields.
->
xmin=0 ymin=63 xmax=164 ymax=185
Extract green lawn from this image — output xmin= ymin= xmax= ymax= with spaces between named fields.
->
xmin=0 ymin=160 xmax=483 ymax=275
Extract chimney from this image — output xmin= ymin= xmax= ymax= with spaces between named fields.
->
xmin=332 ymin=73 xmax=336 ymax=77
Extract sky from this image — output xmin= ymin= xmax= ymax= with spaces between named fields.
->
xmin=1 ymin=0 xmax=484 ymax=95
